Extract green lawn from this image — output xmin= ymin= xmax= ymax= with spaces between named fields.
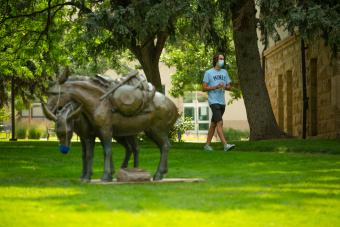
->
xmin=0 ymin=139 xmax=339 ymax=226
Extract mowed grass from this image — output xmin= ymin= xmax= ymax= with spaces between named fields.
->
xmin=0 ymin=139 xmax=339 ymax=227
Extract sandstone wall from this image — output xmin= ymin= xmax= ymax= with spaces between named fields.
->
xmin=264 ymin=36 xmax=340 ymax=138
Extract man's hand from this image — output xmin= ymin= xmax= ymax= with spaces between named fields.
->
xmin=203 ymin=82 xmax=225 ymax=91
xmin=225 ymin=83 xmax=232 ymax=91
xmin=217 ymin=82 xmax=225 ymax=89
xmin=203 ymin=83 xmax=219 ymax=91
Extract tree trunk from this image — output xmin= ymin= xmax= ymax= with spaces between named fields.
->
xmin=231 ymin=0 xmax=286 ymax=140
xmin=130 ymin=32 xmax=168 ymax=92
xmin=137 ymin=43 xmax=162 ymax=91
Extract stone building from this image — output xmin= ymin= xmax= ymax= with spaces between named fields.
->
xmin=262 ymin=35 xmax=340 ymax=138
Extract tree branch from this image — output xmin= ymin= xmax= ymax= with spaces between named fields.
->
xmin=130 ymin=38 xmax=142 ymax=63
xmin=0 ymin=1 xmax=92 ymax=25
xmin=155 ymin=31 xmax=168 ymax=60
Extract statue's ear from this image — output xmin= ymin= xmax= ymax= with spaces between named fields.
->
xmin=58 ymin=66 xmax=71 ymax=84
xmin=41 ymin=102 xmax=57 ymax=121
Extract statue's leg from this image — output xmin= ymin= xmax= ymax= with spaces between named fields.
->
xmin=130 ymin=136 xmax=139 ymax=168
xmin=100 ymin=136 xmax=114 ymax=182
xmin=115 ymin=136 xmax=132 ymax=169
xmin=80 ymin=138 xmax=87 ymax=180
xmin=83 ymin=137 xmax=95 ymax=182
xmin=145 ymin=130 xmax=170 ymax=181
xmin=121 ymin=135 xmax=140 ymax=168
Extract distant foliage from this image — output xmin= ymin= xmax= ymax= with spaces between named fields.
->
xmin=16 ymin=127 xmax=27 ymax=139
xmin=258 ymin=0 xmax=340 ymax=51
xmin=28 ymin=127 xmax=42 ymax=139
xmin=223 ymin=128 xmax=249 ymax=141
xmin=169 ymin=116 xmax=194 ymax=142
xmin=0 ymin=107 xmax=10 ymax=123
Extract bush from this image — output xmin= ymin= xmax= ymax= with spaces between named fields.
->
xmin=16 ymin=127 xmax=27 ymax=139
xmin=169 ymin=116 xmax=194 ymax=142
xmin=40 ymin=130 xmax=48 ymax=139
xmin=223 ymin=128 xmax=249 ymax=141
xmin=28 ymin=127 xmax=42 ymax=139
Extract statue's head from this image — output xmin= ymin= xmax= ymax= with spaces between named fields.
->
xmin=42 ymin=101 xmax=82 ymax=154
xmin=44 ymin=80 xmax=74 ymax=116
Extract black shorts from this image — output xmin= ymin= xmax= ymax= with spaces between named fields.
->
xmin=210 ymin=104 xmax=225 ymax=123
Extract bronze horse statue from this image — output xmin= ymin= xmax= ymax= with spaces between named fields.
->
xmin=44 ymin=75 xmax=178 ymax=181
xmin=42 ymin=100 xmax=139 ymax=182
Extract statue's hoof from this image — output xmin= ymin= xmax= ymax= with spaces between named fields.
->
xmin=101 ymin=176 xmax=113 ymax=182
xmin=153 ymin=173 xmax=163 ymax=181
xmin=80 ymin=178 xmax=91 ymax=183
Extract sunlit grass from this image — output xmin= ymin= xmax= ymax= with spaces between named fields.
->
xmin=0 ymin=140 xmax=339 ymax=226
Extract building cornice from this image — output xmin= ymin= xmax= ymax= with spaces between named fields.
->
xmin=263 ymin=35 xmax=299 ymax=58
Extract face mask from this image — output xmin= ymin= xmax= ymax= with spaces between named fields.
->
xmin=217 ymin=59 xmax=224 ymax=67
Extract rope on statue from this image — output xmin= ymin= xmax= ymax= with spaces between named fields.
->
xmin=100 ymin=70 xmax=139 ymax=101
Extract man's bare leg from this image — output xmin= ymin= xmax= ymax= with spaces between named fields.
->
xmin=216 ymin=121 xmax=227 ymax=145
xmin=206 ymin=122 xmax=217 ymax=145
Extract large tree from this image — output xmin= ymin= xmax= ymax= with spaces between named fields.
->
xmin=1 ymin=0 xmax=188 ymax=92
xmin=229 ymin=0 xmax=287 ymax=140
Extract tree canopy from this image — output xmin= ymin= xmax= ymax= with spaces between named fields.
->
xmin=0 ymin=0 xmax=189 ymax=108
xmin=258 ymin=0 xmax=339 ymax=51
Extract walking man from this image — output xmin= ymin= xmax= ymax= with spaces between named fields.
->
xmin=202 ymin=53 xmax=235 ymax=152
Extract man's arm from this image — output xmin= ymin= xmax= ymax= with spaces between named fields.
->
xmin=203 ymin=82 xmax=223 ymax=91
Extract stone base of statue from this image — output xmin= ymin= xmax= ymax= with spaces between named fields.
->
xmin=90 ymin=177 xmax=205 ymax=185
xmin=117 ymin=168 xmax=152 ymax=182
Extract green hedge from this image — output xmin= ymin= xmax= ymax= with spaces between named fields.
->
xmin=223 ymin=128 xmax=249 ymax=141
xmin=16 ymin=127 xmax=27 ymax=139
xmin=28 ymin=127 xmax=42 ymax=139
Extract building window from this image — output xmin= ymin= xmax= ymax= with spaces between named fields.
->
xmin=198 ymin=106 xmax=209 ymax=121
xmin=183 ymin=91 xmax=210 ymax=133
xmin=184 ymin=107 xmax=195 ymax=121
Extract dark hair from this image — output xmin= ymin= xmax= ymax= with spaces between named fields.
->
xmin=212 ymin=53 xmax=224 ymax=67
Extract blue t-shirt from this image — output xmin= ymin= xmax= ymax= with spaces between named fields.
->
xmin=203 ymin=68 xmax=231 ymax=105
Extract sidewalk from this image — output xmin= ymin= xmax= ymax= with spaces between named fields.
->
xmin=181 ymin=133 xmax=219 ymax=143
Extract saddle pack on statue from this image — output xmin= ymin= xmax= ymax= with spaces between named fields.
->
xmin=98 ymin=71 xmax=156 ymax=116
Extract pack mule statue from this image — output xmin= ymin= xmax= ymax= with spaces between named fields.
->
xmin=44 ymin=72 xmax=178 ymax=181
xmin=42 ymin=100 xmax=139 ymax=182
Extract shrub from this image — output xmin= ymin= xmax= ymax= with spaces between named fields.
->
xmin=16 ymin=127 xmax=27 ymax=139
xmin=169 ymin=116 xmax=194 ymax=142
xmin=40 ymin=130 xmax=48 ymax=139
xmin=223 ymin=128 xmax=249 ymax=141
xmin=28 ymin=127 xmax=42 ymax=139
